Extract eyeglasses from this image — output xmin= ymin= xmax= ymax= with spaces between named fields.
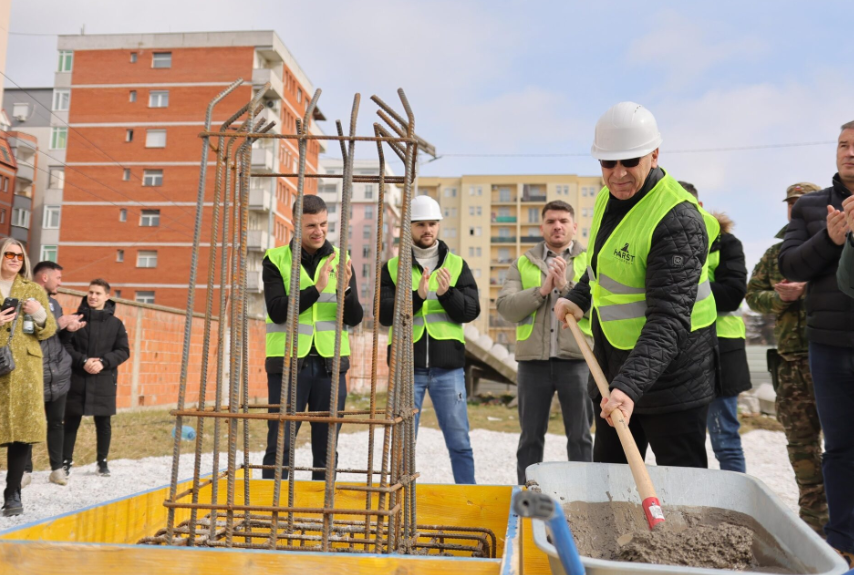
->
xmin=599 ymin=157 xmax=642 ymax=169
xmin=3 ymin=252 xmax=24 ymax=261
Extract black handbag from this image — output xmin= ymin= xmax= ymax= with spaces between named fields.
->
xmin=0 ymin=304 xmax=21 ymax=377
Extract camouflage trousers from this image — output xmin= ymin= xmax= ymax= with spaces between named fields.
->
xmin=775 ymin=354 xmax=828 ymax=536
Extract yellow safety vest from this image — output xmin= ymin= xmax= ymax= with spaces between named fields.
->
xmin=586 ymin=172 xmax=719 ymax=350
xmin=516 ymin=251 xmax=592 ymax=340
xmin=264 ymin=244 xmax=350 ymax=358
xmin=388 ymin=251 xmax=465 ymax=343
xmin=707 ymin=249 xmax=747 ymax=339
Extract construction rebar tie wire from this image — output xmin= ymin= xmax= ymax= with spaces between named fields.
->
xmin=138 ymin=80 xmax=494 ymax=558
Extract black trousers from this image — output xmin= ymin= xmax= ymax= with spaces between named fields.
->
xmin=263 ymin=355 xmax=347 ymax=480
xmin=63 ymin=414 xmax=112 ymax=463
xmin=25 ymin=393 xmax=68 ymax=473
xmin=4 ymin=442 xmax=29 ymax=500
xmin=593 ymin=403 xmax=710 ymax=468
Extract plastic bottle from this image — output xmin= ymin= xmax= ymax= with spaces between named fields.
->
xmin=22 ymin=313 xmax=34 ymax=334
xmin=171 ymin=425 xmax=196 ymax=441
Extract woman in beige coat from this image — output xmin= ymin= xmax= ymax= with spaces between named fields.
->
xmin=0 ymin=238 xmax=56 ymax=517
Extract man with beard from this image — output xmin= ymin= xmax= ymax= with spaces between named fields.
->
xmin=380 ymin=195 xmax=480 ymax=484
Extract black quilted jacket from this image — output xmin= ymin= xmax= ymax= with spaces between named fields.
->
xmin=778 ymin=173 xmax=854 ymax=348
xmin=565 ymin=168 xmax=716 ymax=415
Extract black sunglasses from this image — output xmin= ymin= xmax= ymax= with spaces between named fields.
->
xmin=599 ymin=157 xmax=642 ymax=169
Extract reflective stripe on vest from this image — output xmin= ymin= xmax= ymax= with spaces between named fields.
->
xmin=707 ymin=249 xmax=747 ymax=340
xmin=264 ymin=244 xmax=351 ymax=358
xmin=516 ymin=251 xmax=592 ymax=340
xmin=388 ymin=251 xmax=466 ymax=343
xmin=586 ymin=172 xmax=719 ymax=350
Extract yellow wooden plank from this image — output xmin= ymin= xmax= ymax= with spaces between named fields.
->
xmin=520 ymin=517 xmax=553 ymax=575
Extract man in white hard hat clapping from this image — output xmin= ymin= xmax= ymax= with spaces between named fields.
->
xmin=379 ymin=195 xmax=480 ymax=483
xmin=554 ymin=102 xmax=720 ymax=468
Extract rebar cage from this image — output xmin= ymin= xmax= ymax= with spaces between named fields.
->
xmin=137 ymin=80 xmax=495 ymax=558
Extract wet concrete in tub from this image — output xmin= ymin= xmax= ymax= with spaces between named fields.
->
xmin=563 ymin=501 xmax=803 ymax=572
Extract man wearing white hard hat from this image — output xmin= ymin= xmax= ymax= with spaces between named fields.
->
xmin=554 ymin=102 xmax=720 ymax=468
xmin=379 ymin=195 xmax=480 ymax=484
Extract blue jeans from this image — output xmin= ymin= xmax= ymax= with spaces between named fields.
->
xmin=809 ymin=341 xmax=854 ymax=554
xmin=707 ymin=396 xmax=746 ymax=472
xmin=413 ymin=367 xmax=476 ymax=484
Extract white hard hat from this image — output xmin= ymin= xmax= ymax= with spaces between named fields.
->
xmin=591 ymin=102 xmax=663 ymax=161
xmin=410 ymin=195 xmax=443 ymax=222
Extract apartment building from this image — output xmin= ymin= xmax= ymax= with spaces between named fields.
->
xmin=319 ymin=158 xmax=401 ymax=318
xmin=0 ymin=132 xmax=16 ymax=240
xmin=50 ymin=31 xmax=323 ymax=314
xmin=3 ymin=88 xmax=54 ymax=256
xmin=416 ymin=174 xmax=604 ymax=350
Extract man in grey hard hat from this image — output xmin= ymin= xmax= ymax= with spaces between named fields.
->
xmin=554 ymin=102 xmax=719 ymax=468
xmin=379 ymin=195 xmax=480 ymax=484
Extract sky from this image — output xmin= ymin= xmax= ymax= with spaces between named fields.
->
xmin=5 ymin=0 xmax=853 ymax=270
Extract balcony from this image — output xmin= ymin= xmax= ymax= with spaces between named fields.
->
xmin=251 ymin=148 xmax=274 ymax=174
xmin=520 ymin=236 xmax=540 ymax=243
xmin=15 ymin=163 xmax=34 ymax=183
xmin=249 ymin=186 xmax=273 ymax=212
xmin=246 ymin=270 xmax=263 ymax=292
xmin=256 ymin=106 xmax=281 ymax=133
xmin=489 ymin=277 xmax=507 ymax=286
xmin=491 ymin=216 xmax=517 ymax=223
xmin=490 ymin=236 xmax=516 ymax=243
xmin=252 ymin=68 xmax=285 ymax=101
xmin=492 ymin=259 xmax=514 ymax=265
xmin=521 ymin=185 xmax=547 ymax=202
xmin=247 ymin=230 xmax=273 ymax=252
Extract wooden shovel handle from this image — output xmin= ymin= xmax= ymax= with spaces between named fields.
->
xmin=565 ymin=315 xmax=660 ymax=507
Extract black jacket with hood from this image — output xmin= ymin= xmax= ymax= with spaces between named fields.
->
xmin=565 ymin=167 xmax=717 ymax=415
xmin=42 ymin=296 xmax=73 ymax=402
xmin=380 ymin=239 xmax=480 ymax=370
xmin=64 ymin=298 xmax=130 ymax=417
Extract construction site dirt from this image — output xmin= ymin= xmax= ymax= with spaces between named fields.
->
xmin=563 ymin=501 xmax=803 ymax=572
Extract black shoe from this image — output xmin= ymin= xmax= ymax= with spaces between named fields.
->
xmin=97 ymin=461 xmax=110 ymax=477
xmin=2 ymin=491 xmax=23 ymax=517
xmin=63 ymin=459 xmax=73 ymax=477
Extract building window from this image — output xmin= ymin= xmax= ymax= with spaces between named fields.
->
xmin=450 ymin=208 xmax=457 ymax=218
xmin=363 ymin=225 xmax=371 ymax=239
xmin=152 ymin=52 xmax=172 ymax=69
xmin=117 ymin=249 xmax=124 ymax=262
xmin=137 ymin=251 xmax=158 ymax=268
xmin=582 ymin=228 xmax=589 ymax=238
xmin=445 ymin=227 xmax=456 ymax=238
xmin=140 ymin=209 xmax=160 ymax=227
xmin=362 ymin=245 xmax=370 ymax=258
xmin=50 ymin=127 xmax=67 ymax=150
xmin=327 ymin=203 xmax=337 ymax=214
xmin=364 ymin=205 xmax=374 ymax=220
xmin=469 ymin=206 xmax=475 ymax=216
xmin=476 ymin=206 xmax=482 ymax=216
xmin=528 ymin=208 xmax=538 ymax=223
xmin=364 ymin=184 xmax=373 ymax=199
xmin=473 ymin=268 xmax=481 ymax=278
xmin=126 ymin=129 xmax=134 ymax=142
xmin=123 ymin=168 xmax=131 ymax=181
xmin=11 ymin=208 xmax=31 ymax=228
xmin=328 ymin=221 xmax=336 ymax=234
xmin=362 ymin=263 xmax=370 ymax=278
xmin=52 ymin=89 xmax=70 ymax=111
xmin=119 ymin=209 xmax=127 ymax=222
xmin=129 ymin=90 xmax=137 ymax=103
xmin=145 ymin=129 xmax=166 ymax=148
xmin=130 ymin=52 xmax=137 ymax=63
xmin=297 ymin=88 xmax=303 ymax=103
xmin=11 ymin=103 xmax=29 ymax=121
xmin=43 ymin=206 xmax=61 ymax=229
xmin=114 ymin=290 xmax=122 ymax=298
xmin=444 ymin=208 xmax=450 ymax=217
xmin=57 ymin=50 xmax=73 ymax=72
xmin=135 ymin=291 xmax=155 ymax=304
xmin=48 ymin=167 xmax=65 ymax=189
xmin=149 ymin=91 xmax=169 ymax=108
xmin=476 ymin=247 xmax=482 ymax=257
xmin=143 ymin=170 xmax=163 ymax=187
xmin=0 ymin=209 xmax=5 ymax=223
xmin=40 ymin=245 xmax=58 ymax=262
xmin=443 ymin=187 xmax=457 ymax=198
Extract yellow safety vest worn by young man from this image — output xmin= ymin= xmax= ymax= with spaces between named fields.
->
xmin=516 ymin=251 xmax=593 ymax=340
xmin=707 ymin=249 xmax=747 ymax=340
xmin=387 ymin=252 xmax=466 ymax=343
xmin=264 ymin=244 xmax=350 ymax=358
xmin=586 ymin=172 xmax=720 ymax=350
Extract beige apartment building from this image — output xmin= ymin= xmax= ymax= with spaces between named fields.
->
xmin=416 ymin=174 xmax=604 ymax=351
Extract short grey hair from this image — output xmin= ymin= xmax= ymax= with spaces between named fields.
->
xmin=841 ymin=120 xmax=854 ymax=132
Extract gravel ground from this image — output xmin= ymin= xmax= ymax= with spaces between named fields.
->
xmin=0 ymin=428 xmax=797 ymax=532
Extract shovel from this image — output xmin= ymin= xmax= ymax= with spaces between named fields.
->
xmin=565 ymin=315 xmax=665 ymax=530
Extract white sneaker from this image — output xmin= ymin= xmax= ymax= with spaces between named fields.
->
xmin=20 ymin=472 xmax=32 ymax=488
xmin=49 ymin=469 xmax=68 ymax=486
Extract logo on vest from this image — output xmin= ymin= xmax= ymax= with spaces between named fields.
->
xmin=613 ymin=242 xmax=636 ymax=264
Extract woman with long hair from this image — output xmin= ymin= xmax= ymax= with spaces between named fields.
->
xmin=0 ymin=238 xmax=57 ymax=516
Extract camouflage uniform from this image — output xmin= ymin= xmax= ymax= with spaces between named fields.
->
xmin=746 ymin=224 xmax=827 ymax=535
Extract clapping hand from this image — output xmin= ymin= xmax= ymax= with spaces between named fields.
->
xmin=826 ymin=205 xmax=849 ymax=246
xmin=549 ymin=257 xmax=568 ymax=292
xmin=843 ymin=195 xmax=854 ymax=233
xmin=418 ymin=268 xmax=431 ymax=300
xmin=774 ymin=280 xmax=806 ymax=302
xmin=436 ymin=268 xmax=451 ymax=296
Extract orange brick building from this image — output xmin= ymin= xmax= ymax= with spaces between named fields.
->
xmin=53 ymin=32 xmax=324 ymax=314
xmin=0 ymin=134 xmax=15 ymax=239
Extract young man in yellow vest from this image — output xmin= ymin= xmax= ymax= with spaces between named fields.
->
xmin=555 ymin=102 xmax=719 ymax=468
xmin=680 ymin=181 xmax=751 ymax=473
xmin=496 ymin=200 xmax=594 ymax=484
xmin=262 ymin=195 xmax=363 ymax=480
xmin=379 ymin=195 xmax=480 ymax=484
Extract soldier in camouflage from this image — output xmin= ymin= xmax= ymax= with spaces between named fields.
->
xmin=746 ymin=182 xmax=827 ymax=536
